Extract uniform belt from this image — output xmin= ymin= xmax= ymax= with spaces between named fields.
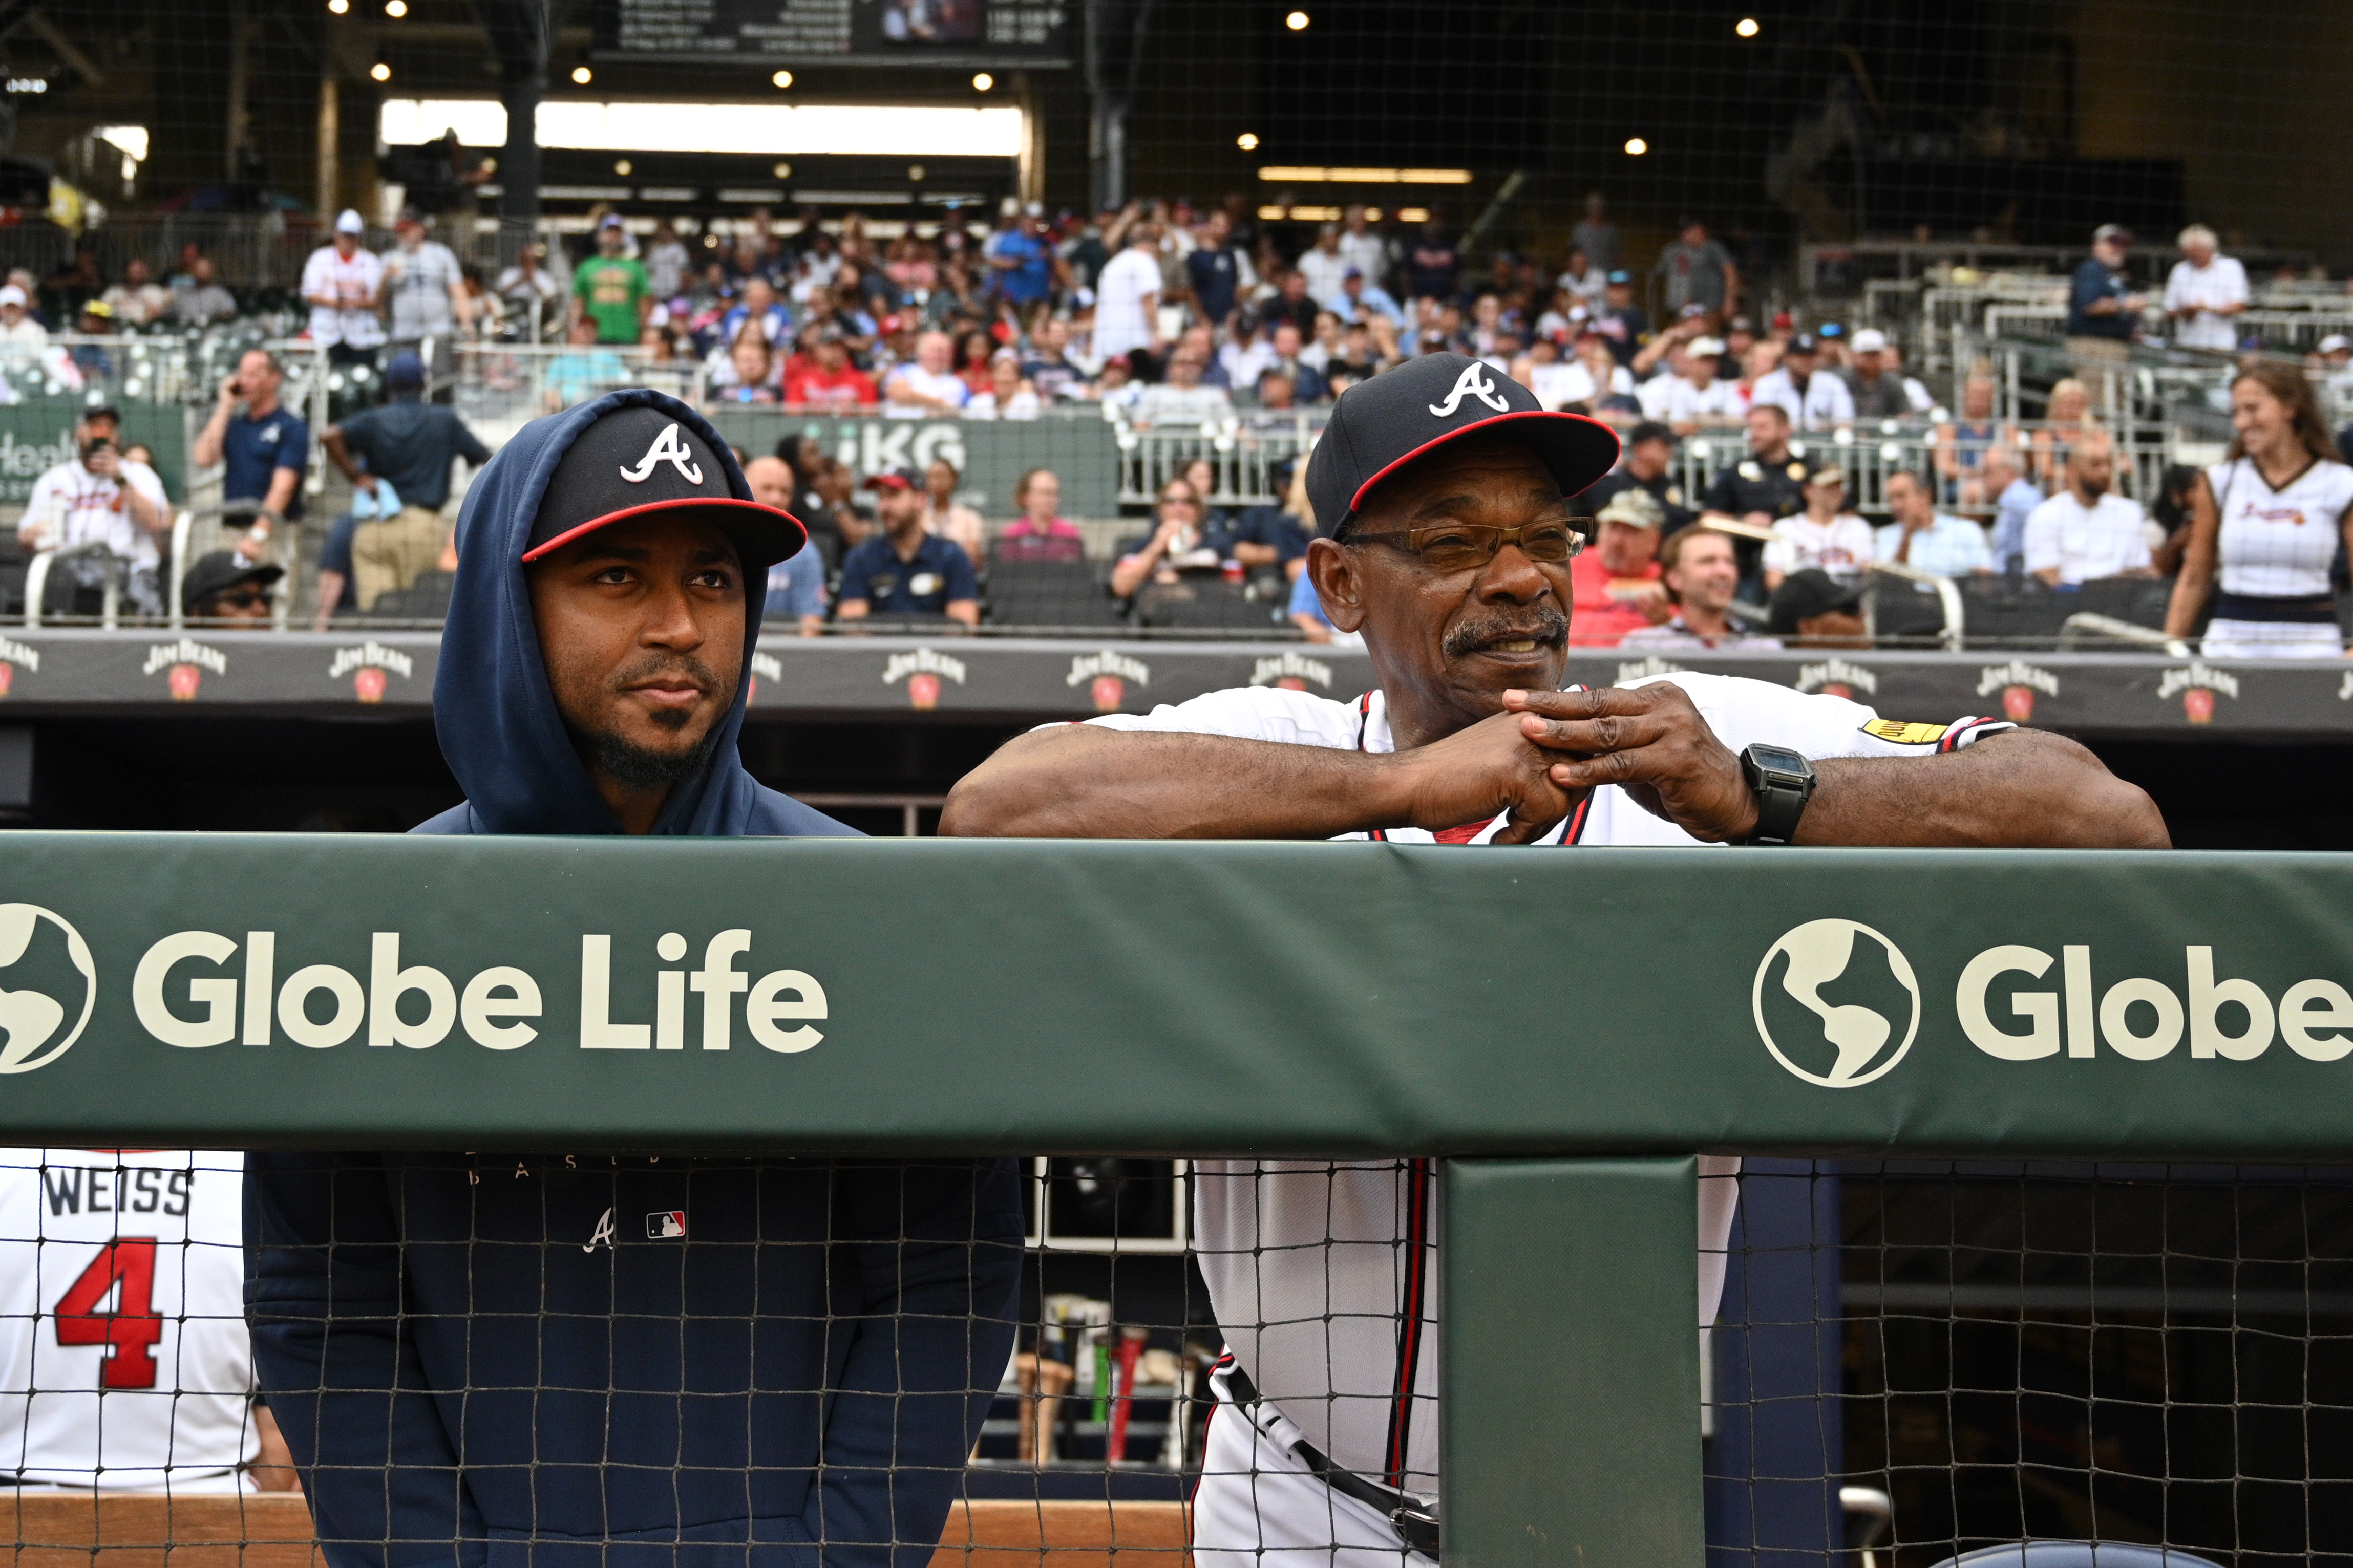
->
xmin=2211 ymin=591 xmax=2338 ymax=625
xmin=1223 ymin=1363 xmax=1440 ymax=1562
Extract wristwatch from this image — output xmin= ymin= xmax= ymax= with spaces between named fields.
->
xmin=1739 ymin=743 xmax=1817 ymax=846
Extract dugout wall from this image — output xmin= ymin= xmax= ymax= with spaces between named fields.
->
xmin=5 ymin=836 xmax=2353 ymax=1564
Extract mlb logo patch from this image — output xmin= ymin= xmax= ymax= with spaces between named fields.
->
xmin=647 ymin=1211 xmax=687 ymax=1239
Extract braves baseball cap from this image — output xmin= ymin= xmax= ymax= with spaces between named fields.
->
xmin=862 ymin=467 xmax=921 ymax=492
xmin=1850 ymin=328 xmax=1888 ymax=353
xmin=1303 ymin=352 xmax=1620 ymax=537
xmin=335 ymin=209 xmax=365 ymax=234
xmin=1788 ymin=332 xmax=1820 ymax=354
xmin=521 ymin=403 xmax=807 ymax=569
xmin=2093 ymin=223 xmax=2134 ymax=245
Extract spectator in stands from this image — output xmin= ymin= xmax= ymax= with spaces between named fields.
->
xmin=2065 ymin=224 xmax=2143 ymax=362
xmin=1875 ymin=469 xmax=1992 ymax=577
xmin=100 ymin=257 xmax=170 ymax=326
xmin=986 ymin=204 xmax=1056 ymax=312
xmin=1185 ymin=208 xmax=1245 ymax=327
xmin=380 ymin=207 xmax=471 ymax=377
xmin=0 ymin=283 xmax=47 ymax=371
xmin=317 ymin=350 xmax=493 ymax=619
xmin=1262 ymin=320 xmax=1327 ymax=405
xmin=1298 ymin=224 xmax=1349 ymax=307
xmin=1934 ymin=375 xmax=2018 ymax=507
xmin=2024 ymin=429 xmax=2154 ymax=586
xmin=0 ymin=1148 xmax=300 ymax=1492
xmin=1578 ymin=421 xmax=1695 ymax=534
xmin=882 ymin=329 xmax=969 ymax=417
xmin=182 ymin=550 xmax=284 ymax=624
xmin=1405 ymin=218 xmax=1459 ymax=304
xmin=746 ymin=455 xmax=825 ymax=635
xmin=718 ymin=276 xmax=792 ymax=353
xmin=920 ymin=457 xmax=986 ymax=563
xmin=1660 ymin=337 xmax=1742 ymax=435
xmin=968 ymin=351 xmax=1042 ymax=420
xmin=1981 ymin=446 xmax=2043 ymax=575
xmin=1624 ymin=526 xmax=1778 ymax=650
xmin=1751 ymin=333 xmax=1853 ymax=429
xmin=1022 ymin=316 xmax=1089 ymax=402
xmin=836 ymin=468 xmax=980 ymax=626
xmin=571 ymin=213 xmax=653 ymax=345
xmin=998 ymin=467 xmax=1085 ymax=561
xmin=1572 ymin=191 xmax=1621 ymax=274
xmin=494 ymin=243 xmax=564 ymax=330
xmin=1653 ymin=218 xmax=1737 ymax=324
xmin=301 ymin=210 xmax=386 ymax=369
xmin=1095 ymin=354 xmax=1141 ymax=415
xmin=1557 ymin=245 xmax=1606 ymax=309
xmin=1334 ymin=267 xmax=1403 ymax=330
xmin=2030 ymin=378 xmax=2101 ymax=491
xmin=2144 ymin=462 xmax=2203 ymax=576
xmin=1093 ymin=221 xmax=1163 ymax=369
xmin=2161 ymin=224 xmax=2246 ymax=353
xmin=1336 ymin=206 xmax=1385 ymax=282
xmin=708 ymin=334 xmax=781 ymax=406
xmin=67 ymin=300 xmax=115 ymax=381
xmin=1763 ymin=464 xmax=1874 ymax=591
xmin=1701 ymin=404 xmax=1809 ymax=536
xmin=2164 ymin=361 xmax=2353 ymax=657
xmin=1882 ymin=342 xmax=1934 ymax=413
xmin=17 ymin=405 xmax=169 ymax=615
xmin=191 ymin=349 xmax=307 ymax=563
xmin=1841 ymin=330 xmax=1912 ymax=420
xmin=1110 ymin=478 xmax=1222 ymax=598
xmin=1218 ymin=313 xmax=1274 ymax=393
xmin=1134 ymin=345 xmax=1234 ymax=427
xmin=1566 ymin=489 xmax=1668 ymax=647
xmin=170 ymin=257 xmax=238 ymax=327
xmin=951 ymin=329 xmax=1001 ymax=399
xmin=544 ymin=315 xmax=630 ymax=411
xmin=782 ymin=330 xmax=876 ymax=409
xmin=1765 ymin=568 xmax=1869 ymax=646
xmin=643 ymin=219 xmax=691 ymax=300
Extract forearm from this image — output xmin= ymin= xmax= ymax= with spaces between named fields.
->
xmin=1798 ymin=731 xmax=2167 ymax=848
xmin=940 ymin=725 xmax=1411 ymax=839
xmin=264 ymin=469 xmax=300 ymax=518
xmin=125 ymin=489 xmax=166 ymax=534
xmin=2163 ymin=559 xmax=2212 ymax=636
xmin=192 ymin=409 xmax=231 ymax=467
xmin=323 ymin=431 xmax=363 ymax=484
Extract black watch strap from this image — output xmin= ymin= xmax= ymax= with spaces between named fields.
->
xmin=1740 ymin=743 xmax=1817 ymax=846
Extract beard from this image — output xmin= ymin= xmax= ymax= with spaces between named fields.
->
xmin=569 ymin=651 xmax=732 ymax=792
xmin=1442 ymin=603 xmax=1569 ymax=660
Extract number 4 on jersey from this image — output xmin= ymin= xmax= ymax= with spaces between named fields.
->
xmin=53 ymin=1239 xmax=161 ymax=1389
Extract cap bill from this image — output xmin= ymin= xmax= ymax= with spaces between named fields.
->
xmin=519 ymin=497 xmax=810 ymax=570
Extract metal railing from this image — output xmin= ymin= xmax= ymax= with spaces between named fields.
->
xmin=1671 ymin=419 xmax=2179 ymax=517
xmin=1110 ymin=412 xmax=1324 ymax=507
xmin=20 ymin=542 xmax=122 ymax=628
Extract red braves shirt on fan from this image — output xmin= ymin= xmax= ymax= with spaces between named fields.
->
xmin=1070 ymin=673 xmax=2011 ymax=1518
xmin=0 ymin=1149 xmax=259 ymax=1490
xmin=1566 ymin=547 xmax=1665 ymax=647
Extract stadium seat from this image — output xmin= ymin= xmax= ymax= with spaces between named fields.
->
xmin=985 ymin=556 xmax=1127 ymax=628
xmin=1957 ymin=575 xmax=2074 ymax=648
xmin=1131 ymin=576 xmax=1288 ymax=632
xmin=1928 ymin=1543 xmax=2225 ymax=1568
xmin=1868 ymin=574 xmax=1952 ymax=645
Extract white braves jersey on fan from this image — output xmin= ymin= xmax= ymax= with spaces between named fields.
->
xmin=0 ymin=1150 xmax=257 ymax=1489
xmin=2207 ymin=457 xmax=2353 ymax=599
xmin=1083 ymin=672 xmax=2012 ymax=1508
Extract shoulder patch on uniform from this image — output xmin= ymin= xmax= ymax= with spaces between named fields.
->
xmin=1861 ymin=719 xmax=1948 ymax=745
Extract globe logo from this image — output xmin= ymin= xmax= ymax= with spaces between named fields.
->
xmin=1752 ymin=918 xmax=1920 ymax=1088
xmin=0 ymin=903 xmax=96 ymax=1075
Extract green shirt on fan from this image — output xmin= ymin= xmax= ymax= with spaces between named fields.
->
xmin=572 ymin=254 xmax=651 ymax=343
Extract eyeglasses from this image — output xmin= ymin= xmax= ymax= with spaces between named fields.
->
xmin=1159 ymin=494 xmax=1200 ymax=510
xmin=1344 ymin=519 xmax=1587 ymax=573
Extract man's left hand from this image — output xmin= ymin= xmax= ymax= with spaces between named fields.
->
xmin=1502 ymin=685 xmax=1759 ymax=842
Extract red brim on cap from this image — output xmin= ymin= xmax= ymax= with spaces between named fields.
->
xmin=519 ymin=497 xmax=810 ymax=571
xmin=1348 ymin=409 xmax=1623 ymax=517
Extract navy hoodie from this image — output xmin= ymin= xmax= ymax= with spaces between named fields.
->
xmin=245 ymin=391 xmax=1025 ymax=1568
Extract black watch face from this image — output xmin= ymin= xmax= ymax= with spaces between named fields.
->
xmin=1751 ymin=744 xmax=1810 ymax=778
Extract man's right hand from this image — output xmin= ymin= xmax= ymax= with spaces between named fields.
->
xmin=1387 ymin=708 xmax=1580 ymax=844
xmin=217 ymin=374 xmax=241 ymax=404
xmin=84 ymin=449 xmax=120 ymax=481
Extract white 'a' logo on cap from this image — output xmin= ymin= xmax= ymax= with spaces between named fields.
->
xmin=1427 ymin=361 xmax=1512 ymax=419
xmin=618 ymin=422 xmax=705 ymax=486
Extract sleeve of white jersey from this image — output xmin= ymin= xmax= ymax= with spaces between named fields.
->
xmin=1623 ymin=670 xmax=2015 ymax=760
xmin=1047 ymin=684 xmax=1361 ymax=748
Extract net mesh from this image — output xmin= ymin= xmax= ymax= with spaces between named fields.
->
xmin=8 ymin=1151 xmax=2352 ymax=1566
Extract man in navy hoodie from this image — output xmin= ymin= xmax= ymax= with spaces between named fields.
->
xmin=245 ymin=391 xmax=1025 ymax=1568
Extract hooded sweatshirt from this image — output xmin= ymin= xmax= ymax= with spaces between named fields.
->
xmin=245 ymin=391 xmax=1024 ymax=1568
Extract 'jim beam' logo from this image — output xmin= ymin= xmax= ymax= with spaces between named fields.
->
xmin=328 ymin=641 xmax=416 ymax=704
xmin=1066 ymin=650 xmax=1151 ymax=712
xmin=1977 ymin=660 xmax=2060 ymax=724
xmin=1249 ymin=651 xmax=1334 ymax=692
xmin=882 ymin=648 xmax=967 ymax=711
xmin=2158 ymin=661 xmax=2239 ymax=725
xmin=142 ymin=638 xmax=228 ymax=702
xmin=1794 ymin=657 xmax=1879 ymax=701
xmin=0 ymin=634 xmax=39 ymax=699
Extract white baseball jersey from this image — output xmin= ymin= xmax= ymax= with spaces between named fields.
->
xmin=19 ymin=459 xmax=168 ymax=569
xmin=2207 ymin=457 xmax=2353 ymax=600
xmin=301 ymin=245 xmax=387 ymax=349
xmin=0 ymin=1149 xmax=258 ymax=1490
xmin=1080 ymin=673 xmax=2012 ymax=1558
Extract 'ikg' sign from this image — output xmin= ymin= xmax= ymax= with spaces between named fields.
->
xmin=0 ymin=902 xmax=824 ymax=1075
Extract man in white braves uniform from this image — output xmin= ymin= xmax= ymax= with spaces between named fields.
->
xmin=942 ymin=352 xmax=2167 ymax=1566
xmin=0 ymin=1148 xmax=295 ymax=1490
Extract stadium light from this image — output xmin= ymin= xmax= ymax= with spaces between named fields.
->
xmin=379 ymin=99 xmax=1026 ymax=158
xmin=1735 ymin=16 xmax=1760 ymax=36
xmin=326 ymin=0 xmax=347 ymax=11
xmin=613 ymin=159 xmax=631 ymax=176
xmin=384 ymin=0 xmax=406 ymax=15
xmin=371 ymin=61 xmax=391 ymax=81
xmin=971 ymin=72 xmax=992 ymax=91
xmin=1624 ymin=136 xmax=1648 ymax=155
xmin=772 ymin=70 xmax=792 ymax=88
xmin=571 ymin=66 xmax=592 ymax=84
xmin=1256 ymin=166 xmax=1472 ymax=184
xmin=1284 ymin=11 xmax=1309 ymax=30
xmin=1236 ymin=132 xmax=1259 ymax=151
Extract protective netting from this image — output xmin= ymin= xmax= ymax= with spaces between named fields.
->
xmin=8 ymin=1150 xmax=2351 ymax=1567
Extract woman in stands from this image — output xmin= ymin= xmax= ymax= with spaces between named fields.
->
xmin=996 ymin=467 xmax=1085 ymax=562
xmin=2031 ymin=377 xmax=2101 ymax=489
xmin=953 ymin=328 xmax=999 ymax=399
xmin=919 ymin=456 xmax=987 ymax=564
xmin=2164 ymin=360 xmax=2353 ymax=658
xmin=1934 ymin=373 xmax=2021 ymax=507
